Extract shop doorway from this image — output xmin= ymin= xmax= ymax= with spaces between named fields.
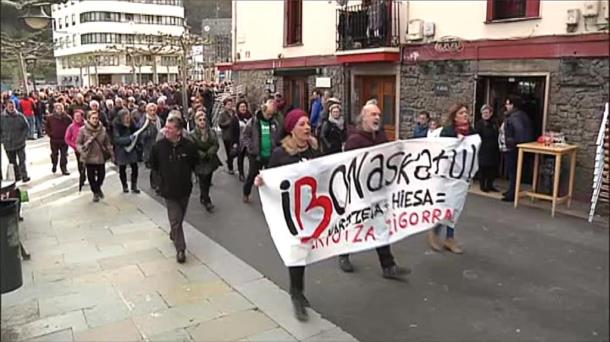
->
xmin=355 ymin=75 xmax=396 ymax=140
xmin=98 ymin=74 xmax=111 ymax=85
xmin=284 ymin=76 xmax=309 ymax=111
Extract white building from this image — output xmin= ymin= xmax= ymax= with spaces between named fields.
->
xmin=52 ymin=0 xmax=185 ymax=87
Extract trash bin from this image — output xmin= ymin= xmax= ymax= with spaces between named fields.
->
xmin=1 ymin=199 xmax=23 ymax=294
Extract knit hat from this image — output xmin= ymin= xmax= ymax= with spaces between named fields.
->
xmin=284 ymin=109 xmax=308 ymax=133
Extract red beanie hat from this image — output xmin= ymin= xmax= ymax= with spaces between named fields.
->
xmin=284 ymin=108 xmax=308 ymax=133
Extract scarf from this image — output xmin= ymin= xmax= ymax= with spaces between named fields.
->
xmin=196 ymin=126 xmax=209 ymax=142
xmin=281 ymin=135 xmax=318 ymax=156
xmin=85 ymin=120 xmax=101 ymax=133
xmin=329 ymin=116 xmax=345 ymax=130
xmin=455 ymin=121 xmax=471 ymax=136
xmin=145 ymin=113 xmax=162 ymax=131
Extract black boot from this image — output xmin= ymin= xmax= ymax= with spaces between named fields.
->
xmin=122 ymin=183 xmax=129 ymax=193
xmin=338 ymin=255 xmax=354 ymax=273
xmin=290 ymin=291 xmax=309 ymax=322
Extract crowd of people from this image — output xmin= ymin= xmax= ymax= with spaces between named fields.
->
xmin=0 ymin=80 xmax=535 ymax=322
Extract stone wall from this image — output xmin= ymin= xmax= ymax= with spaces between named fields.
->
xmin=399 ymin=61 xmax=475 ymax=139
xmin=399 ymin=58 xmax=610 ymax=197
xmin=231 ymin=69 xmax=274 ymax=113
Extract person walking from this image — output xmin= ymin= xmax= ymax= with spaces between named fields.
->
xmin=64 ymin=109 xmax=86 ymax=189
xmin=475 ymin=104 xmax=500 ymax=192
xmin=189 ymin=110 xmax=221 ymax=211
xmin=337 ymin=103 xmax=410 ymax=279
xmin=502 ymin=97 xmax=535 ymax=202
xmin=139 ymin=103 xmax=164 ymax=194
xmin=427 ymin=103 xmax=474 ymax=254
xmin=150 ymin=116 xmax=199 ymax=263
xmin=236 ymin=100 xmax=252 ymax=182
xmin=309 ymin=90 xmax=323 ymax=134
xmin=45 ymin=102 xmax=72 ymax=175
xmin=76 ymin=111 xmax=114 ymax=202
xmin=319 ymin=103 xmax=346 ymax=155
xmin=35 ymin=92 xmax=48 ymax=138
xmin=113 ymin=109 xmax=140 ymax=194
xmin=20 ymin=93 xmax=36 ymax=139
xmin=218 ymin=97 xmax=240 ymax=175
xmin=241 ymin=99 xmax=281 ymax=203
xmin=0 ymin=99 xmax=31 ymax=182
xmin=254 ymin=108 xmax=320 ymax=322
xmin=413 ymin=111 xmax=430 ymax=138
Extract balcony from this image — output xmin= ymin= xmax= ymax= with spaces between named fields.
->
xmin=336 ymin=0 xmax=400 ymax=51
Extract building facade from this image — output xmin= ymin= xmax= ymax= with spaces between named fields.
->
xmin=52 ymin=0 xmax=185 ymax=87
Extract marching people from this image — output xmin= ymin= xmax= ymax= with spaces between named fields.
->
xmin=67 ymin=93 xmax=89 ymax=117
xmin=337 ymin=103 xmax=410 ymax=280
xmin=139 ymin=103 xmax=164 ymax=194
xmin=0 ymin=99 xmax=31 ymax=183
xmin=218 ymin=97 xmax=240 ymax=175
xmin=189 ymin=110 xmax=221 ymax=211
xmin=45 ymin=102 xmax=72 ymax=175
xmin=254 ymin=108 xmax=320 ymax=322
xmin=113 ymin=109 xmax=140 ymax=194
xmin=236 ymin=100 xmax=252 ymax=182
xmin=319 ymin=103 xmax=346 ymax=155
xmin=20 ymin=92 xmax=36 ymax=139
xmin=502 ymin=97 xmax=535 ymax=202
xmin=35 ymin=92 xmax=48 ymax=138
xmin=427 ymin=103 xmax=474 ymax=254
xmin=64 ymin=109 xmax=86 ymax=188
xmin=76 ymin=111 xmax=114 ymax=203
xmin=150 ymin=116 xmax=199 ymax=263
xmin=242 ymin=99 xmax=281 ymax=203
xmin=309 ymin=90 xmax=323 ymax=134
xmin=475 ymin=104 xmax=500 ymax=192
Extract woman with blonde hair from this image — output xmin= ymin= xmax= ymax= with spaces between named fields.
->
xmin=76 ymin=110 xmax=113 ymax=202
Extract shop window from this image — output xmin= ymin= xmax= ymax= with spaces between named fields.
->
xmin=284 ymin=0 xmax=302 ymax=46
xmin=486 ymin=0 xmax=540 ymax=21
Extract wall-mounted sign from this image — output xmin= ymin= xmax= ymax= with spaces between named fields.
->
xmin=315 ymin=77 xmax=331 ymax=88
xmin=434 ymin=36 xmax=464 ymax=54
xmin=434 ymin=83 xmax=449 ymax=96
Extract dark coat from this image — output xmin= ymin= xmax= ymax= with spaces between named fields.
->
xmin=0 ymin=109 xmax=29 ymax=151
xmin=320 ymin=120 xmax=346 ymax=155
xmin=241 ymin=111 xmax=281 ymax=158
xmin=344 ymin=129 xmax=388 ymax=151
xmin=149 ymin=137 xmax=199 ymax=199
xmin=112 ymin=120 xmax=139 ymax=166
xmin=218 ymin=109 xmax=240 ymax=143
xmin=45 ymin=113 xmax=72 ymax=145
xmin=268 ymin=141 xmax=320 ymax=168
xmin=67 ymin=102 xmax=89 ymax=117
xmin=505 ymin=109 xmax=535 ymax=150
xmin=440 ymin=124 xmax=474 ymax=138
xmin=475 ymin=119 xmax=500 ymax=167
xmin=188 ymin=127 xmax=222 ymax=176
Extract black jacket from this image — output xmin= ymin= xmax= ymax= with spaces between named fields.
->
xmin=475 ymin=119 xmax=500 ymax=167
xmin=150 ymin=137 xmax=199 ymax=199
xmin=320 ymin=120 xmax=346 ymax=155
xmin=505 ymin=109 xmax=534 ymax=150
xmin=268 ymin=143 xmax=320 ymax=168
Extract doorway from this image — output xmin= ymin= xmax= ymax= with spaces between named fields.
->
xmin=283 ymin=76 xmax=309 ymax=111
xmin=355 ymin=75 xmax=396 ymax=140
xmin=98 ymin=74 xmax=111 ymax=85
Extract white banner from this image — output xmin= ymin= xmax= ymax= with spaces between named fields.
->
xmin=259 ymin=136 xmax=481 ymax=266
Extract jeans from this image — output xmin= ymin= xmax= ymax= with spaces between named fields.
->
xmin=243 ymin=155 xmax=269 ymax=197
xmin=35 ymin=114 xmax=44 ymax=137
xmin=433 ymin=225 xmax=455 ymax=239
xmin=86 ymin=164 xmax=105 ymax=195
xmin=5 ymin=148 xmax=28 ymax=180
xmin=165 ymin=196 xmax=189 ymax=252
xmin=197 ymin=173 xmax=213 ymax=204
xmin=237 ymin=147 xmax=248 ymax=176
xmin=119 ymin=163 xmax=138 ymax=189
xmin=25 ymin=116 xmax=35 ymax=138
xmin=505 ymin=149 xmax=518 ymax=199
xmin=50 ymin=142 xmax=69 ymax=171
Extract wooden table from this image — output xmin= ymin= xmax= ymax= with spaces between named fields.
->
xmin=514 ymin=142 xmax=578 ymax=217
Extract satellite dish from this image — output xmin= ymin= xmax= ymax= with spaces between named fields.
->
xmin=336 ymin=0 xmax=348 ymax=6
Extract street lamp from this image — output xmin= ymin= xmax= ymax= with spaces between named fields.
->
xmin=25 ymin=54 xmax=37 ymax=92
xmin=20 ymin=3 xmax=52 ymax=29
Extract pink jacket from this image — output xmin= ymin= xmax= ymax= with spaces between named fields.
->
xmin=64 ymin=121 xmax=84 ymax=150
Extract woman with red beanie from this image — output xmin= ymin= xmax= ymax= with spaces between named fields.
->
xmin=255 ymin=108 xmax=320 ymax=322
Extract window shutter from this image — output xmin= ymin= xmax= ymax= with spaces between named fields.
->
xmin=525 ymin=0 xmax=540 ymax=17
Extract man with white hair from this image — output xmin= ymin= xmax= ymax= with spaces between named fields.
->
xmin=157 ymin=96 xmax=169 ymax=122
xmin=337 ymin=102 xmax=411 ymax=280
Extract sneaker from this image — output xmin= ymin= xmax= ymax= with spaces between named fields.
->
xmin=290 ymin=294 xmax=309 ymax=322
xmin=338 ymin=255 xmax=354 ymax=273
xmin=382 ymin=265 xmax=411 ymax=280
xmin=204 ymin=202 xmax=215 ymax=212
xmin=93 ymin=193 xmax=100 ymax=203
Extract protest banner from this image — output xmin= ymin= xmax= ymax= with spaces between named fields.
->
xmin=259 ymin=135 xmax=481 ymax=267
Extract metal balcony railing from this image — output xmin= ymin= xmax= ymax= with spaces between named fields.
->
xmin=336 ymin=0 xmax=400 ymax=51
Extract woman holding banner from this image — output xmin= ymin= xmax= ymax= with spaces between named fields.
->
xmin=255 ymin=108 xmax=320 ymax=322
xmin=428 ymin=103 xmax=473 ymax=254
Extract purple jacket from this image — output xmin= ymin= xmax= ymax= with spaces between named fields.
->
xmin=344 ymin=129 xmax=388 ymax=151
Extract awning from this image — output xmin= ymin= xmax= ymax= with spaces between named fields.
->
xmin=272 ymin=67 xmax=321 ymax=77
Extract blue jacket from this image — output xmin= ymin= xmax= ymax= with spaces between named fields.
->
xmin=413 ymin=123 xmax=428 ymax=138
xmin=310 ymin=99 xmax=322 ymax=128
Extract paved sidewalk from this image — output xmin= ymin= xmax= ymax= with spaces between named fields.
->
xmin=1 ymin=140 xmax=356 ymax=342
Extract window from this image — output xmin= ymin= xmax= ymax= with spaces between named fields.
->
xmin=53 ymin=19 xmax=56 ymax=30
xmin=72 ymin=14 xmax=76 ymax=25
xmin=486 ymin=0 xmax=540 ymax=21
xmin=73 ymin=34 xmax=78 ymax=46
xmin=284 ymin=0 xmax=302 ymax=46
xmin=65 ymin=16 xmax=69 ymax=27
xmin=58 ymin=18 xmax=62 ymax=29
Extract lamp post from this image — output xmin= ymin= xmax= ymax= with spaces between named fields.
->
xmin=24 ymin=54 xmax=37 ymax=92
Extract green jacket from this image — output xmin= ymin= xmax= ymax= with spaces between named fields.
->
xmin=188 ymin=127 xmax=222 ymax=175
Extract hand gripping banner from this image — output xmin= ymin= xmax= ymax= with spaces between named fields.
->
xmin=259 ymin=135 xmax=481 ymax=266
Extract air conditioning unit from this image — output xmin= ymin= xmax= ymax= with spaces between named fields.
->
xmin=406 ymin=19 xmax=423 ymax=41
xmin=583 ymin=0 xmax=600 ymax=17
xmin=566 ymin=9 xmax=581 ymax=25
xmin=423 ymin=22 xmax=435 ymax=37
xmin=600 ymin=0 xmax=609 ymax=21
